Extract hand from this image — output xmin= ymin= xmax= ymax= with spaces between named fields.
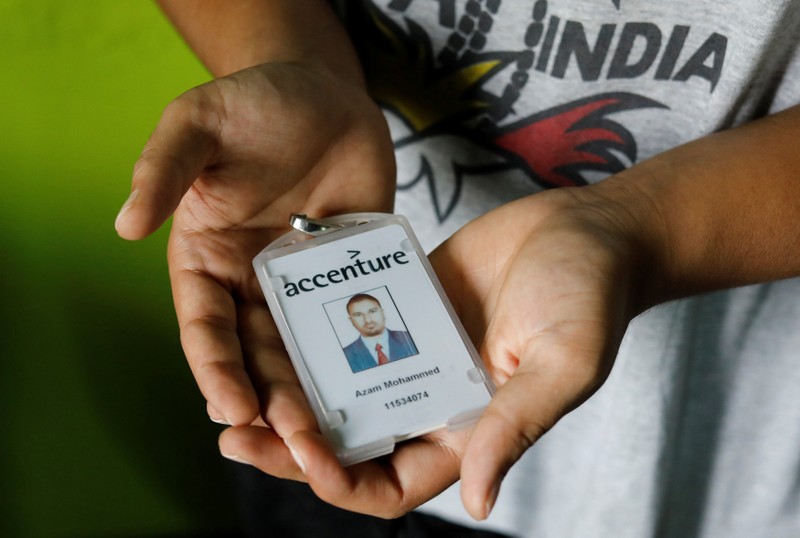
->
xmin=217 ymin=180 xmax=657 ymax=519
xmin=115 ymin=62 xmax=396 ymax=428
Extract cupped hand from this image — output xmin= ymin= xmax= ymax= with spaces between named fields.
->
xmin=115 ymin=62 xmax=396 ymax=431
xmin=217 ymin=180 xmax=660 ymax=519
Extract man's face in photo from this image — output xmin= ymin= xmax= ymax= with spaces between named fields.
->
xmin=348 ymin=299 xmax=386 ymax=337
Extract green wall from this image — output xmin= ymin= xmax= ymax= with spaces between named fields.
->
xmin=0 ymin=2 xmax=240 ymax=536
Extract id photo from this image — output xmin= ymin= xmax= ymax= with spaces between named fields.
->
xmin=324 ymin=287 xmax=419 ymax=373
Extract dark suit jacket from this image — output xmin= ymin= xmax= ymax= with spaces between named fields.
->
xmin=342 ymin=330 xmax=418 ymax=373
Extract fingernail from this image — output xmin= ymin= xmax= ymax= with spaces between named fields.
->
xmin=286 ymin=441 xmax=306 ymax=474
xmin=207 ymin=404 xmax=230 ymax=425
xmin=222 ymin=453 xmax=252 ymax=466
xmin=485 ymin=481 xmax=500 ymax=519
xmin=115 ymin=189 xmax=139 ymax=229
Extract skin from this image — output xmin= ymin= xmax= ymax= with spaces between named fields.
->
xmin=117 ymin=0 xmax=800 ymax=523
xmin=348 ymin=299 xmax=386 ymax=338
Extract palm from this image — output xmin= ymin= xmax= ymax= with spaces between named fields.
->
xmin=168 ymin=64 xmax=394 ymax=233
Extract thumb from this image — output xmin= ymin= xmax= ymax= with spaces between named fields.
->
xmin=115 ymin=98 xmax=219 ymax=240
xmin=459 ymin=348 xmax=605 ymax=520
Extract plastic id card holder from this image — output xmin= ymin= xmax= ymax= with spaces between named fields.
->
xmin=252 ymin=213 xmax=495 ymax=465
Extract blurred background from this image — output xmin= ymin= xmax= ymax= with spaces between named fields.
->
xmin=1 ymin=1 xmax=243 ymax=536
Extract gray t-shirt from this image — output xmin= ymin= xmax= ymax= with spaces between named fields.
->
xmin=347 ymin=1 xmax=800 ymax=536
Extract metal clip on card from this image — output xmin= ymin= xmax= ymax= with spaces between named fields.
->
xmin=289 ymin=213 xmax=345 ymax=237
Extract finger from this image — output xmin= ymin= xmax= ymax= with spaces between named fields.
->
xmin=218 ymin=425 xmax=307 ymax=482
xmin=172 ymin=267 xmax=260 ymax=427
xmin=208 ymin=400 xmax=268 ymax=426
xmin=116 ymin=94 xmax=219 ymax=239
xmin=286 ymin=429 xmax=464 ymax=518
xmin=237 ymin=302 xmax=318 ymax=435
xmin=459 ymin=352 xmax=601 ymax=520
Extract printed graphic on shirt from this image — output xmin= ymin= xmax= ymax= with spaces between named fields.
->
xmin=348 ymin=0 xmax=729 ymax=222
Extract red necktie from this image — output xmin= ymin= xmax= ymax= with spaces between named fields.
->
xmin=376 ymin=343 xmax=389 ymax=365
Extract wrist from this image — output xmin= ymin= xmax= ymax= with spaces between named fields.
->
xmin=158 ymin=0 xmax=365 ymax=86
xmin=210 ymin=25 xmax=365 ymax=88
xmin=566 ymin=174 xmax=672 ymax=315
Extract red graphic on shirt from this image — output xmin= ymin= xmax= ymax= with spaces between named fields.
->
xmin=491 ymin=93 xmax=666 ymax=187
